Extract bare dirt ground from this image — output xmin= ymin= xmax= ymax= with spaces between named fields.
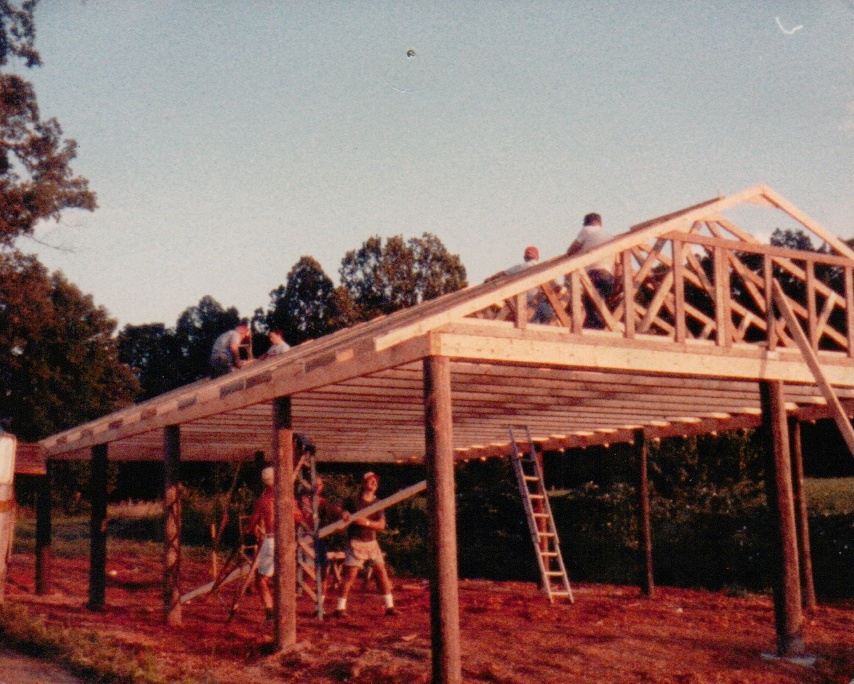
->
xmin=4 ymin=544 xmax=854 ymax=684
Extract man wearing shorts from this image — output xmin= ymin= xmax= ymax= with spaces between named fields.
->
xmin=333 ymin=471 xmax=397 ymax=617
xmin=249 ymin=466 xmax=276 ymax=621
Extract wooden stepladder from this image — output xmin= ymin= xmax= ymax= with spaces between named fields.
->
xmin=508 ymin=426 xmax=573 ymax=603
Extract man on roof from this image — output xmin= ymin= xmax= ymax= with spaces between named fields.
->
xmin=567 ymin=212 xmax=615 ymax=328
xmin=485 ymin=245 xmax=554 ymax=323
xmin=209 ymin=321 xmax=251 ymax=378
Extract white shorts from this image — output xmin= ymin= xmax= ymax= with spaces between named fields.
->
xmin=256 ymin=536 xmax=275 ymax=577
xmin=344 ymin=539 xmax=385 ymax=569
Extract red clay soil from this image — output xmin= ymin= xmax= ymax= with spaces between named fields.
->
xmin=4 ymin=544 xmax=854 ymax=684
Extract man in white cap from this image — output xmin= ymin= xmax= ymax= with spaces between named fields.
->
xmin=333 ymin=471 xmax=397 ymax=618
xmin=248 ymin=465 xmax=276 ymax=621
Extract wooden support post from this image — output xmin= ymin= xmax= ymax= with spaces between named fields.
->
xmin=35 ymin=460 xmax=52 ymax=595
xmin=789 ymin=419 xmax=816 ymax=611
xmin=424 ymin=356 xmax=462 ymax=684
xmin=634 ymin=429 xmax=654 ymax=597
xmin=622 ymin=250 xmax=635 ymax=339
xmin=273 ymin=397 xmax=296 ymax=650
xmin=759 ymin=381 xmax=804 ymax=657
xmin=88 ymin=443 xmax=108 ymax=611
xmin=672 ymin=240 xmax=686 ymax=344
xmin=164 ymin=425 xmax=182 ymax=626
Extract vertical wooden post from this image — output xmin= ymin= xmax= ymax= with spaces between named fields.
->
xmin=163 ymin=425 xmax=182 ymax=626
xmin=35 ymin=461 xmax=52 ymax=595
xmin=672 ymin=240 xmax=686 ymax=344
xmin=634 ymin=429 xmax=655 ymax=597
xmin=88 ymin=443 xmax=108 ymax=611
xmin=759 ymin=381 xmax=804 ymax=657
xmin=789 ymin=419 xmax=816 ymax=610
xmin=622 ymin=250 xmax=635 ymax=339
xmin=424 ymin=356 xmax=462 ymax=684
xmin=272 ymin=397 xmax=296 ymax=650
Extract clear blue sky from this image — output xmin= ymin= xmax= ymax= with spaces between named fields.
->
xmin=17 ymin=1 xmax=854 ymax=328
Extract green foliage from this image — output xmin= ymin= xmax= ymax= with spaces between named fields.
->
xmin=454 ymin=458 xmax=538 ymax=581
xmin=648 ymin=431 xmax=765 ymax=500
xmin=0 ymin=249 xmax=140 ymax=439
xmin=175 ymin=295 xmax=242 ymax=383
xmin=0 ymin=1 xmax=96 ymax=247
xmin=0 ymin=602 xmax=181 ymax=684
xmin=804 ymin=477 xmax=854 ymax=514
xmin=117 ymin=323 xmax=183 ymax=401
xmin=339 ymin=232 xmax=467 ymax=323
xmin=266 ymin=255 xmax=343 ymax=346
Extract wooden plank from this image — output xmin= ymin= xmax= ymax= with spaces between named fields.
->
xmin=35 ymin=461 xmax=51 ymax=595
xmin=435 ymin=329 xmax=854 ymax=386
xmin=181 ymin=563 xmax=249 ymax=604
xmin=846 ymin=265 xmax=854 ymax=358
xmin=13 ymin=442 xmax=44 ymax=476
xmin=88 ymin=444 xmax=108 ymax=612
xmin=622 ymin=250 xmax=636 ymax=339
xmin=634 ymin=429 xmax=654 ymax=597
xmin=273 ymin=399 xmax=296 ymax=650
xmin=673 ymin=240 xmax=686 ymax=343
xmin=163 ymin=425 xmax=181 ymax=626
xmin=714 ymin=246 xmax=731 ymax=347
xmin=424 ymin=356 xmax=462 ymax=684
xmin=806 ymin=262 xmax=817 ymax=347
xmin=788 ymin=419 xmax=816 ymax=611
xmin=318 ymin=481 xmax=427 ymax=538
xmin=759 ymin=380 xmax=805 ymax=657
xmin=772 ymin=281 xmax=854 ymax=456
xmin=41 ymin=334 xmax=434 ymax=458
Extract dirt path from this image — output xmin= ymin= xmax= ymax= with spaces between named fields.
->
xmin=0 ymin=645 xmax=83 ymax=684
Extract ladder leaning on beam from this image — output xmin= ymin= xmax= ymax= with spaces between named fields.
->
xmin=508 ymin=426 xmax=573 ymax=604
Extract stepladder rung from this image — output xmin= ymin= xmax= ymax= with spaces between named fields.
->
xmin=509 ymin=425 xmax=573 ymax=605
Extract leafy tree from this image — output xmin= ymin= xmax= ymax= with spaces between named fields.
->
xmin=0 ymin=249 xmax=139 ymax=439
xmin=0 ymin=0 xmax=96 ymax=246
xmin=267 ymin=256 xmax=341 ymax=346
xmin=117 ymin=323 xmax=183 ymax=400
xmin=174 ymin=295 xmax=242 ymax=384
xmin=339 ymin=232 xmax=467 ymax=322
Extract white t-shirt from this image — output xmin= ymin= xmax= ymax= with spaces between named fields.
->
xmin=573 ymin=224 xmax=614 ymax=274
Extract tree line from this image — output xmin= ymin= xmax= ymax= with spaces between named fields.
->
xmin=117 ymin=234 xmax=467 ymax=402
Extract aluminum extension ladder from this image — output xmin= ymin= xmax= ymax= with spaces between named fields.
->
xmin=508 ymin=426 xmax=574 ymax=603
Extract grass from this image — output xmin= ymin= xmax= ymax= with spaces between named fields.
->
xmin=6 ymin=503 xmax=212 ymax=683
xmin=804 ymin=477 xmax=854 ymax=514
xmin=0 ymin=602 xmax=189 ymax=684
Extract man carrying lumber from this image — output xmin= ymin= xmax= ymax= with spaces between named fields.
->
xmin=333 ymin=471 xmax=397 ymax=618
xmin=249 ymin=466 xmax=276 ymax=621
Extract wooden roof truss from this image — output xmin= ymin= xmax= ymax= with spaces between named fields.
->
xmin=38 ymin=184 xmax=854 ymax=465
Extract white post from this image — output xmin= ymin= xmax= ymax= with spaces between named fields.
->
xmin=0 ymin=431 xmax=17 ymax=605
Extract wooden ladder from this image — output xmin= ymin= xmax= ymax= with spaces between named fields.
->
xmin=508 ymin=426 xmax=574 ymax=603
